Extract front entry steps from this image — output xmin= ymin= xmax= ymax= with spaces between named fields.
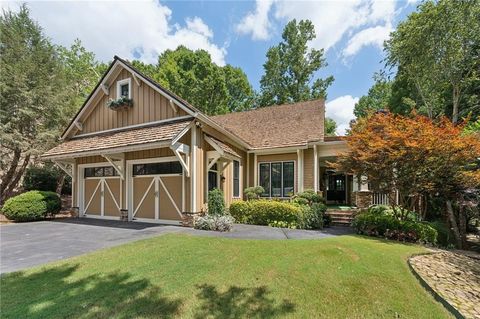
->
xmin=326 ymin=209 xmax=358 ymax=226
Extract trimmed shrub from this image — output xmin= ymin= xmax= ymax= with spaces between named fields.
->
xmin=293 ymin=189 xmax=325 ymax=205
xmin=193 ymin=214 xmax=235 ymax=232
xmin=2 ymin=191 xmax=61 ymax=222
xmin=230 ymin=200 xmax=304 ymax=227
xmin=426 ymin=220 xmax=455 ymax=247
xmin=302 ymin=202 xmax=327 ymax=229
xmin=208 ymin=188 xmax=225 ymax=216
xmin=244 ymin=186 xmax=265 ymax=200
xmin=353 ymin=210 xmax=437 ymax=245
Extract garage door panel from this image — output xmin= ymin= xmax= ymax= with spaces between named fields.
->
xmin=133 ymin=178 xmax=155 ymax=219
xmin=159 ymin=176 xmax=182 ymax=221
xmin=104 ymin=179 xmax=120 ymax=217
xmin=84 ymin=179 xmax=101 ymax=215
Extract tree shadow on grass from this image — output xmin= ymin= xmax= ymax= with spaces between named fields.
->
xmin=1 ymin=265 xmax=182 ymax=319
xmin=194 ymin=284 xmax=295 ymax=319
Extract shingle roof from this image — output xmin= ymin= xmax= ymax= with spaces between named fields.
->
xmin=43 ymin=119 xmax=191 ymax=159
xmin=211 ymin=99 xmax=325 ymax=149
xmin=206 ymin=135 xmax=241 ymax=158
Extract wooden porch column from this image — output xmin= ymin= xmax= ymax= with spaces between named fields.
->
xmin=297 ymin=149 xmax=304 ymax=193
xmin=253 ymin=153 xmax=258 ymax=186
xmin=191 ymin=125 xmax=197 ymax=213
xmin=313 ymin=145 xmax=319 ymax=192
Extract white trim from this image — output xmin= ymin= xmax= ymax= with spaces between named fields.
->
xmin=102 ymin=154 xmax=125 ymax=180
xmin=73 ymin=116 xmax=193 ymax=139
xmin=53 ymin=161 xmax=73 ymax=178
xmin=232 ymin=159 xmax=241 ymax=198
xmin=191 ymin=126 xmax=197 ymax=212
xmin=116 ymin=78 xmax=131 ymax=99
xmin=171 ymin=121 xmax=194 ymax=145
xmin=246 ymin=153 xmax=250 ymax=188
xmin=297 ymin=149 xmax=304 ymax=193
xmin=313 ymin=145 xmax=319 ymax=192
xmin=249 ymin=145 xmax=308 ymax=154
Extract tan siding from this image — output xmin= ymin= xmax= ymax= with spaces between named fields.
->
xmin=303 ymin=147 xmax=314 ymax=190
xmin=74 ymin=66 xmax=188 ymax=137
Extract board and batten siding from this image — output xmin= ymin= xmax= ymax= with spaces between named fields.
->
xmin=75 ymin=68 xmax=189 ymax=137
xmin=303 ymin=147 xmax=314 ymax=190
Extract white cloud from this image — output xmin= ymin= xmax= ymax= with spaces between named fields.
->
xmin=2 ymin=0 xmax=226 ymax=65
xmin=236 ymin=0 xmax=275 ymax=41
xmin=342 ymin=24 xmax=393 ymax=58
xmin=237 ymin=0 xmax=398 ymax=58
xmin=326 ymin=95 xmax=359 ymax=135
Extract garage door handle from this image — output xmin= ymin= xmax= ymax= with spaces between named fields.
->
xmin=155 ymin=191 xmax=159 ymax=198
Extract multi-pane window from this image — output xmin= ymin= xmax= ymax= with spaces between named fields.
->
xmin=132 ymin=162 xmax=182 ymax=176
xmin=84 ymin=166 xmax=118 ymax=178
xmin=208 ymin=163 xmax=218 ymax=191
xmin=233 ymin=160 xmax=240 ymax=197
xmin=259 ymin=161 xmax=295 ymax=197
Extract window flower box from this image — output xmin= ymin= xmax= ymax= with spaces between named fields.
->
xmin=106 ymin=96 xmax=133 ymax=111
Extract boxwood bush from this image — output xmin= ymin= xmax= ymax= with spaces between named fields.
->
xmin=208 ymin=188 xmax=225 ymax=215
xmin=1 ymin=191 xmax=61 ymax=222
xmin=230 ymin=200 xmax=304 ymax=228
xmin=352 ymin=207 xmax=437 ymax=245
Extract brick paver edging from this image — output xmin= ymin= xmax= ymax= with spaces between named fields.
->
xmin=407 ymin=254 xmax=464 ymax=319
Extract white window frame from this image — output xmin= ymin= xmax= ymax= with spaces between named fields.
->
xmin=232 ymin=160 xmax=241 ymax=198
xmin=258 ymin=160 xmax=296 ymax=198
xmin=116 ymin=78 xmax=132 ymax=99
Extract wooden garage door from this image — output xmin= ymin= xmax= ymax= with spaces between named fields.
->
xmin=131 ymin=161 xmax=183 ymax=221
xmin=83 ymin=166 xmax=121 ymax=217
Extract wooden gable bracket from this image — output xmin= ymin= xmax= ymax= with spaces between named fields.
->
xmin=206 ymin=150 xmax=221 ymax=170
xmin=74 ymin=121 xmax=83 ymax=131
xmin=53 ymin=161 xmax=74 ymax=180
xmin=101 ymin=154 xmax=125 ymax=180
xmin=131 ymin=72 xmax=141 ymax=87
xmin=171 ymin=142 xmax=190 ymax=177
xmin=169 ymin=99 xmax=178 ymax=113
xmin=101 ymin=83 xmax=109 ymax=95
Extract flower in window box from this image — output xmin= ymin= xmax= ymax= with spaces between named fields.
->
xmin=106 ymin=96 xmax=133 ymax=111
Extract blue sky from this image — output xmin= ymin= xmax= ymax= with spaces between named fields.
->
xmin=2 ymin=0 xmax=418 ymax=134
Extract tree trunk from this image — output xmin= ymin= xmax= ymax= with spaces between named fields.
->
xmin=2 ymin=154 xmax=31 ymax=202
xmin=446 ymin=200 xmax=464 ymax=249
xmin=56 ymin=173 xmax=65 ymax=195
xmin=0 ymin=148 xmax=21 ymax=202
xmin=452 ymin=86 xmax=460 ymax=124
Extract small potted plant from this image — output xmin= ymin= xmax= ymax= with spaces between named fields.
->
xmin=106 ymin=96 xmax=133 ymax=111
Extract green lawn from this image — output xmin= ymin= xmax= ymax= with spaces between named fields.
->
xmin=1 ymin=234 xmax=451 ymax=318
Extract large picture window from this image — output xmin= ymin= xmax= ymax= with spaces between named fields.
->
xmin=259 ymin=161 xmax=295 ymax=197
xmin=233 ymin=160 xmax=240 ymax=197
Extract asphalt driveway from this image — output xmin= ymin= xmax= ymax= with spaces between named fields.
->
xmin=0 ymin=218 xmax=352 ymax=273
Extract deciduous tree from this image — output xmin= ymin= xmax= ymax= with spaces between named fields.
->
xmin=259 ymin=19 xmax=334 ymax=107
xmin=334 ymin=112 xmax=480 ymax=248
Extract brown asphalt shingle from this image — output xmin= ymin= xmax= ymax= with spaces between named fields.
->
xmin=211 ymin=99 xmax=325 ymax=149
xmin=43 ymin=120 xmax=192 ymax=158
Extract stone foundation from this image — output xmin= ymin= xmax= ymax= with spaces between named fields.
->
xmin=181 ymin=212 xmax=203 ymax=227
xmin=355 ymin=191 xmax=373 ymax=209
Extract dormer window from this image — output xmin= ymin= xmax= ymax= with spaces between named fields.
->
xmin=116 ymin=78 xmax=131 ymax=99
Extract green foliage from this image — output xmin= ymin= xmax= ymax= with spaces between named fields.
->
xmin=208 ymin=189 xmax=225 ymax=216
xmin=354 ymin=72 xmax=393 ymax=118
xmin=353 ymin=208 xmax=437 ymax=245
xmin=193 ymin=214 xmax=235 ymax=232
xmin=2 ymin=190 xmax=61 ymax=222
xmin=259 ymin=19 xmax=334 ymax=106
xmin=23 ymin=166 xmax=58 ymax=192
xmin=293 ymin=189 xmax=324 ymax=205
xmin=425 ymin=220 xmax=456 ymax=247
xmin=106 ymin=97 xmax=133 ymax=110
xmin=229 ymin=200 xmax=304 ymax=227
xmin=301 ymin=202 xmax=327 ymax=230
xmin=385 ymin=0 xmax=480 ymax=123
xmin=244 ymin=186 xmax=265 ymax=200
xmin=132 ymin=46 xmax=254 ymax=115
xmin=325 ymin=118 xmax=337 ymax=136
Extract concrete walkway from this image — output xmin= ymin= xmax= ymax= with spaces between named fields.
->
xmin=0 ymin=218 xmax=353 ymax=273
